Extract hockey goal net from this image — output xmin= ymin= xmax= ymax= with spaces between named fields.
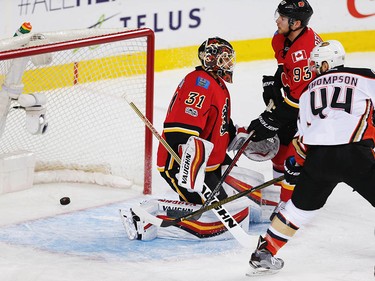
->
xmin=0 ymin=28 xmax=154 ymax=194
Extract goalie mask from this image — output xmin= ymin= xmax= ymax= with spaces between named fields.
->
xmin=276 ymin=0 xmax=313 ymax=27
xmin=198 ymin=37 xmax=236 ymax=83
xmin=309 ymin=40 xmax=346 ymax=75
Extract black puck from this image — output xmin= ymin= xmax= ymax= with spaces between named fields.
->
xmin=60 ymin=197 xmax=71 ymax=205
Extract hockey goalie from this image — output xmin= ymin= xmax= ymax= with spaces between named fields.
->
xmin=120 ymin=36 xmax=280 ymax=243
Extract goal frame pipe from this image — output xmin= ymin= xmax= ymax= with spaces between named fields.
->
xmin=144 ymin=30 xmax=155 ymax=195
xmin=0 ymin=28 xmax=155 ymax=194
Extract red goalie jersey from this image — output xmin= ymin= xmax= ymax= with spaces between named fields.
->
xmin=272 ymin=27 xmax=322 ymax=107
xmin=157 ymin=66 xmax=233 ymax=172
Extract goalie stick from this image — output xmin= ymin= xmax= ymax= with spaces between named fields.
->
xmin=132 ymin=175 xmax=284 ymax=228
xmin=126 ymin=99 xmax=262 ymax=247
xmin=202 ymin=130 xmax=254 ymax=208
xmin=203 ymin=99 xmax=275 ymax=207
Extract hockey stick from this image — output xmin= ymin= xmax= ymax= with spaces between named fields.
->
xmin=202 ymin=99 xmax=275 ymax=207
xmin=126 ymin=99 xmax=252 ymax=194
xmin=126 ymin=99 xmax=259 ymax=247
xmin=201 ymin=131 xmax=253 ymax=208
xmin=132 ymin=175 xmax=284 ymax=228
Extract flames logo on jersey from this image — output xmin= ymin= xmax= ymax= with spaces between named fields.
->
xmin=220 ymin=98 xmax=230 ymax=136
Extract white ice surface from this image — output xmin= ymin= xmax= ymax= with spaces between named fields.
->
xmin=0 ymin=53 xmax=374 ymax=281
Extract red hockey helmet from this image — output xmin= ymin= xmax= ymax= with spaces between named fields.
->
xmin=198 ymin=37 xmax=236 ymax=83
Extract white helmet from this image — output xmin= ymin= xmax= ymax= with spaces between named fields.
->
xmin=309 ymin=40 xmax=345 ymax=74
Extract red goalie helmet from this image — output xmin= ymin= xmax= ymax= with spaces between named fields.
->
xmin=198 ymin=37 xmax=236 ymax=83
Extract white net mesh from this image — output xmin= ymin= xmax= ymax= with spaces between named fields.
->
xmin=0 ymin=28 xmax=154 ymax=191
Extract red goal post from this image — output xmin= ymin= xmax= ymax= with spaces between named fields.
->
xmin=0 ymin=28 xmax=154 ymax=194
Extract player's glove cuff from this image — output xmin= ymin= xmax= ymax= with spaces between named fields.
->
xmin=262 ymin=75 xmax=283 ymax=106
xmin=284 ymin=156 xmax=302 ymax=185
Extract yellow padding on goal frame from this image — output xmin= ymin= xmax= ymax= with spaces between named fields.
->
xmin=21 ymin=52 xmax=147 ymax=93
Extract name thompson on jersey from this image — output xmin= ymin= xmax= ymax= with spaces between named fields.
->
xmin=299 ymin=66 xmax=375 ymax=145
xmin=308 ymin=73 xmax=359 ymax=90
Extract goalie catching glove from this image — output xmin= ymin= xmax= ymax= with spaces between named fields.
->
xmin=228 ymin=126 xmax=280 ymax=161
xmin=177 ymin=136 xmax=214 ymax=192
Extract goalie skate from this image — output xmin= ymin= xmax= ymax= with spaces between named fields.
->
xmin=119 ymin=206 xmax=157 ymax=241
xmin=119 ymin=209 xmax=137 ymax=240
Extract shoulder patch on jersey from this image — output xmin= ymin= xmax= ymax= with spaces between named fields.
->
xmin=291 ymin=50 xmax=307 ymax=63
xmin=196 ymin=77 xmax=210 ymax=89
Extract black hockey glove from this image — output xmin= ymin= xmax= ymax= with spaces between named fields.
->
xmin=262 ymin=75 xmax=283 ymax=106
xmin=284 ymin=156 xmax=302 ymax=185
xmin=247 ymin=111 xmax=280 ymax=142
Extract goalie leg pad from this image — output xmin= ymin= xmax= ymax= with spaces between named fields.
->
xmin=222 ymin=166 xmax=265 ymax=198
xmin=222 ymin=166 xmax=279 ymax=222
xmin=178 ymin=136 xmax=214 ymax=192
xmin=156 ymin=198 xmax=251 ymax=241
xmin=126 ymin=198 xmax=253 ymax=241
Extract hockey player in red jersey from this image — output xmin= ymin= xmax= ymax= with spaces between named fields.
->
xmin=247 ymin=40 xmax=375 ymax=276
xmin=247 ymin=0 xmax=323 ymax=218
xmin=156 ymin=37 xmax=238 ymax=204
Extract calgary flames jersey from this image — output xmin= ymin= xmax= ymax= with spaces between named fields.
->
xmin=157 ymin=67 xmax=232 ymax=172
xmin=272 ymin=27 xmax=322 ymax=108
xmin=297 ymin=67 xmax=375 ymax=146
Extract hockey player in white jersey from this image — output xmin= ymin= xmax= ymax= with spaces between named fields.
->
xmin=247 ymin=40 xmax=375 ymax=276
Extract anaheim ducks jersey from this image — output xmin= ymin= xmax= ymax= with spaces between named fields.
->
xmin=157 ymin=67 xmax=232 ymax=172
xmin=297 ymin=67 xmax=375 ymax=145
xmin=272 ymin=27 xmax=322 ymax=108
